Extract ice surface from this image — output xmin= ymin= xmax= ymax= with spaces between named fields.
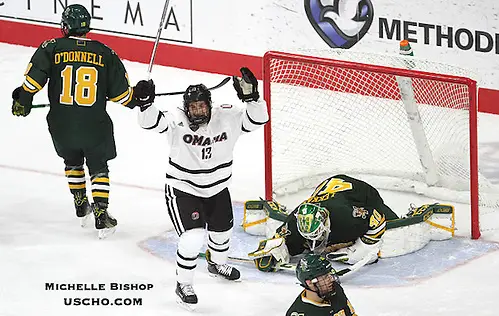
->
xmin=1 ymin=43 xmax=499 ymax=316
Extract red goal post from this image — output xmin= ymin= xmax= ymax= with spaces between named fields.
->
xmin=263 ymin=50 xmax=482 ymax=239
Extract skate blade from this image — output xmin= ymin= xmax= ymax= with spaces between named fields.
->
xmin=208 ymin=272 xmax=242 ymax=282
xmin=176 ymin=297 xmax=197 ymax=311
xmin=98 ymin=227 xmax=116 ymax=239
xmin=80 ymin=213 xmax=92 ymax=228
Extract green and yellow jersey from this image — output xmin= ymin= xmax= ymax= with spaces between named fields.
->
xmin=281 ymin=174 xmax=399 ymax=256
xmin=286 ymin=286 xmax=357 ymax=316
xmin=19 ymin=36 xmax=138 ymax=145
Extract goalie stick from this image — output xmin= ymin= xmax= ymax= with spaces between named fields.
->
xmin=198 ymin=250 xmax=374 ymax=277
xmin=31 ymin=77 xmax=232 ymax=109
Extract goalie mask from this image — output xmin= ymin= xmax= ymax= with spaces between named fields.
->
xmin=296 ymin=203 xmax=330 ymax=250
xmin=183 ymin=84 xmax=212 ymax=131
xmin=296 ymin=254 xmax=340 ymax=301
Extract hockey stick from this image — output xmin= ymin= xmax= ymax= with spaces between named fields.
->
xmin=32 ymin=76 xmax=233 ymax=108
xmin=155 ymin=76 xmax=231 ymax=97
xmin=198 ymin=252 xmax=296 ymax=272
xmin=147 ymin=0 xmax=170 ymax=80
xmin=199 ymin=250 xmax=374 ymax=277
xmin=32 ymin=103 xmax=50 ymax=109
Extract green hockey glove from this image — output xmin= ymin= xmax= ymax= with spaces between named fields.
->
xmin=12 ymin=87 xmax=32 ymax=117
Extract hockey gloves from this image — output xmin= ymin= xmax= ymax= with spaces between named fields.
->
xmin=233 ymin=67 xmax=259 ymax=102
xmin=12 ymin=86 xmax=32 ymax=117
xmin=248 ymin=236 xmax=290 ymax=272
xmin=133 ymin=79 xmax=155 ymax=111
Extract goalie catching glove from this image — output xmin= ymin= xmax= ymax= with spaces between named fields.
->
xmin=248 ymin=235 xmax=290 ymax=272
xmin=233 ymin=67 xmax=259 ymax=102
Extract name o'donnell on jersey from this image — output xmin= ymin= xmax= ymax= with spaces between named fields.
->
xmin=45 ymin=283 xmax=154 ymax=291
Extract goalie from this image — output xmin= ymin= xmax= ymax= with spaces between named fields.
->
xmin=246 ymin=174 xmax=455 ymax=272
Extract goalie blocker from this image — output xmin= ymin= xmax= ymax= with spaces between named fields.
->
xmin=244 ymin=200 xmax=455 ymax=271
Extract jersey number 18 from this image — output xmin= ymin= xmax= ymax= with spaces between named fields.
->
xmin=60 ymin=65 xmax=98 ymax=107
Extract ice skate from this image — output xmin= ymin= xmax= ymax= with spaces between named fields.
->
xmin=92 ymin=203 xmax=117 ymax=239
xmin=175 ymin=282 xmax=198 ymax=311
xmin=205 ymin=250 xmax=241 ymax=281
xmin=74 ymin=193 xmax=92 ymax=228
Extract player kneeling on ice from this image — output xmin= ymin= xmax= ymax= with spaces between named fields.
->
xmin=246 ymin=174 xmax=455 ymax=272
xmin=286 ymin=254 xmax=357 ymax=316
xmin=134 ymin=68 xmax=269 ymax=309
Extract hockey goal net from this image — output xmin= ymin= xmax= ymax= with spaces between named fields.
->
xmin=263 ymin=50 xmax=499 ymax=240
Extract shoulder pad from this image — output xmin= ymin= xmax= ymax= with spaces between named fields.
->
xmin=102 ymin=43 xmax=117 ymax=56
xmin=40 ymin=38 xmax=57 ymax=49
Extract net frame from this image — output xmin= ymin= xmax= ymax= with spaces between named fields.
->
xmin=263 ymin=50 xmax=479 ymax=239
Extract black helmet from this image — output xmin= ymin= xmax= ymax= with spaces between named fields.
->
xmin=61 ymin=4 xmax=91 ymax=37
xmin=296 ymin=254 xmax=339 ymax=300
xmin=183 ymin=84 xmax=212 ymax=128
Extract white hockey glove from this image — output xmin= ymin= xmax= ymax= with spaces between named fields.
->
xmin=232 ymin=67 xmax=259 ymax=102
xmin=325 ymin=238 xmax=380 ymax=265
xmin=248 ymin=236 xmax=290 ymax=272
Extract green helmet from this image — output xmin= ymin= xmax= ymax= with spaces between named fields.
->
xmin=296 ymin=254 xmax=339 ymax=300
xmin=296 ymin=203 xmax=330 ymax=243
xmin=61 ymin=4 xmax=91 ymax=37
xmin=296 ymin=254 xmax=333 ymax=285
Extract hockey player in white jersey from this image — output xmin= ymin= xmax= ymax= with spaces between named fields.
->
xmin=135 ymin=67 xmax=269 ymax=309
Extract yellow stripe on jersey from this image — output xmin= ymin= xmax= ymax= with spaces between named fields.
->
xmin=121 ymin=88 xmax=134 ymax=106
xmin=300 ymin=290 xmax=331 ymax=307
xmin=367 ymin=225 xmax=386 ymax=239
xmin=22 ymin=83 xmax=38 ymax=93
xmin=110 ymin=88 xmax=130 ymax=102
xmin=25 ymin=75 xmax=43 ymax=91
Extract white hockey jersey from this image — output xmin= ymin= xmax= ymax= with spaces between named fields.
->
xmin=138 ymin=99 xmax=269 ymax=197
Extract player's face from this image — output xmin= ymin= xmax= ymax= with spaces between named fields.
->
xmin=308 ymin=273 xmax=336 ymax=298
xmin=188 ymin=101 xmax=209 ymax=118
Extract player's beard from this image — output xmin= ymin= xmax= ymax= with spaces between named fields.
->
xmin=313 ymin=274 xmax=337 ymax=301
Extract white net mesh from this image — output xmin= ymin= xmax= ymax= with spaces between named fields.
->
xmin=265 ymin=50 xmax=499 ymax=236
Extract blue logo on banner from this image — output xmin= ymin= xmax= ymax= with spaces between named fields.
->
xmin=305 ymin=0 xmax=374 ymax=49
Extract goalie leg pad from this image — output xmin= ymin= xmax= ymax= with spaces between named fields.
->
xmin=243 ymin=200 xmax=289 ymax=237
xmin=380 ymin=203 xmax=454 ymax=258
xmin=242 ymin=201 xmax=268 ymax=236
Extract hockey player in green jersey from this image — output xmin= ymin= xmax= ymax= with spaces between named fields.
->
xmin=249 ymin=174 xmax=400 ymax=271
xmin=286 ymin=254 xmax=357 ymax=316
xmin=11 ymin=4 xmax=154 ymax=238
